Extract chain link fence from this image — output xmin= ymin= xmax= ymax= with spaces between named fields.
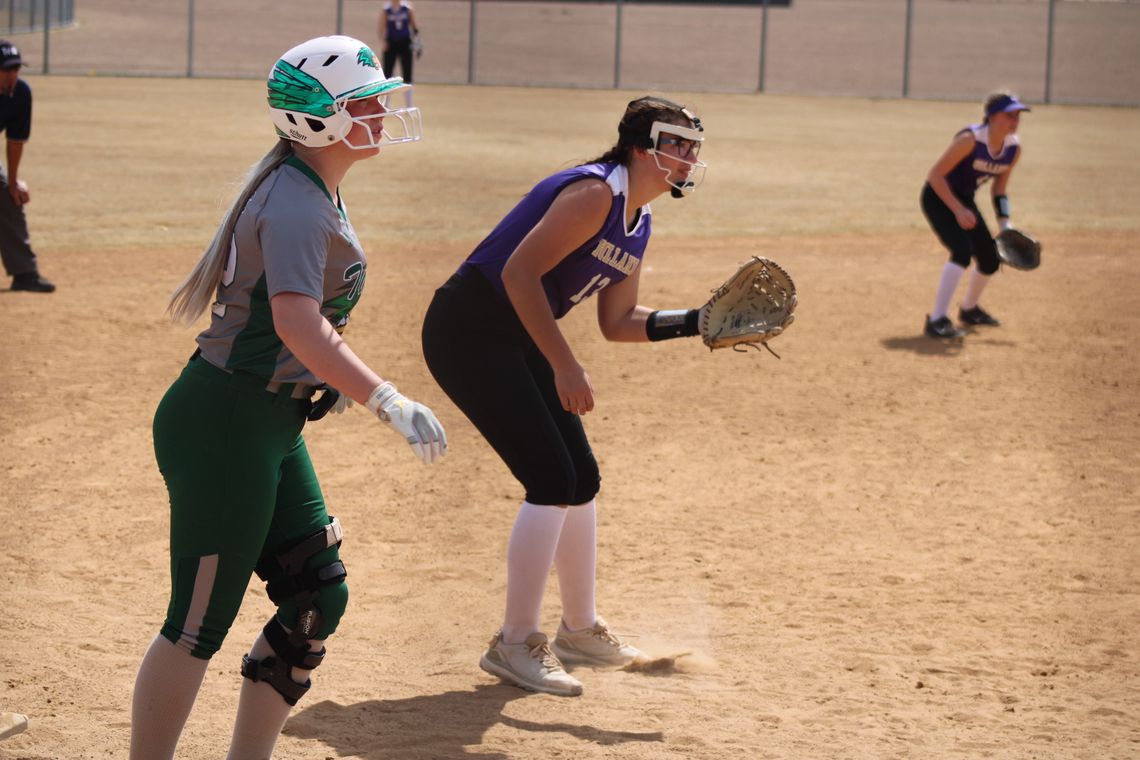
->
xmin=2 ymin=0 xmax=1137 ymax=105
xmin=1 ymin=0 xmax=73 ymax=34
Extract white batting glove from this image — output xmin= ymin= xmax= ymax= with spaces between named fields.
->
xmin=999 ymin=218 xmax=1014 ymax=231
xmin=366 ymin=382 xmax=447 ymax=464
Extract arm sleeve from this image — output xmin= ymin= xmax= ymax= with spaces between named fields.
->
xmin=6 ymin=81 xmax=32 ymax=141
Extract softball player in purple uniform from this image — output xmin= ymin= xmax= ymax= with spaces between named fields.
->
xmin=422 ymin=96 xmax=707 ymax=696
xmin=379 ymin=0 xmax=419 ymax=107
xmin=922 ymin=91 xmax=1030 ymax=339
xmin=129 ymin=36 xmax=444 ymax=760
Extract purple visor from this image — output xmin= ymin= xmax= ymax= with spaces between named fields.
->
xmin=986 ymin=94 xmax=1032 ymax=117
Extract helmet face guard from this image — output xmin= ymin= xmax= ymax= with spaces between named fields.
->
xmin=339 ymin=93 xmax=424 ymax=150
xmin=646 ymin=118 xmax=706 ymax=198
xmin=267 ymin=35 xmax=423 ymax=150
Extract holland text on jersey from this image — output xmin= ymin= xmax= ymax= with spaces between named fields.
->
xmin=972 ymin=159 xmax=1010 ymax=175
xmin=588 ymin=239 xmax=640 ymax=275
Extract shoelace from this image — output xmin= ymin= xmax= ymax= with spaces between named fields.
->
xmin=527 ymin=639 xmax=563 ymax=670
xmin=592 ymin=626 xmax=624 ymax=647
xmin=589 ymin=624 xmax=644 ymax=651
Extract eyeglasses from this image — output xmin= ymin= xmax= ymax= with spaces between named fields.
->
xmin=657 ymin=136 xmax=701 ymax=160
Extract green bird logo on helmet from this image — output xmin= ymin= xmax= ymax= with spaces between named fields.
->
xmin=356 ymin=47 xmax=381 ymax=70
xmin=267 ymin=35 xmax=421 ymax=149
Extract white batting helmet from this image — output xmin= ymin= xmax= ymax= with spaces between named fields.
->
xmin=267 ymin=35 xmax=421 ymax=149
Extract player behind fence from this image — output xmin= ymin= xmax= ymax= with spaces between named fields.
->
xmin=379 ymin=0 xmax=420 ymax=108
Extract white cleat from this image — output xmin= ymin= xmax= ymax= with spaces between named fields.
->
xmin=551 ymin=617 xmax=643 ymax=667
xmin=479 ymin=631 xmax=583 ymax=697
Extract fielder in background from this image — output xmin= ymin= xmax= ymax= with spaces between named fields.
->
xmin=0 ymin=40 xmax=53 ymax=293
xmin=422 ymin=96 xmax=708 ymax=697
xmin=379 ymin=0 xmax=420 ymax=108
xmin=129 ymin=35 xmax=444 ymax=760
xmin=921 ymin=91 xmax=1031 ymax=339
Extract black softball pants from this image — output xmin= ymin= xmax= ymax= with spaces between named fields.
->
xmin=921 ymin=183 xmax=1001 ymax=275
xmin=383 ymin=39 xmax=414 ymax=83
xmin=421 ymin=268 xmax=600 ymax=506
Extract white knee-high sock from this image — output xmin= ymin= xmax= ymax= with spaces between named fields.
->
xmin=932 ymin=262 xmax=967 ymax=320
xmin=959 ymin=269 xmax=992 ymax=310
xmin=129 ymin=635 xmax=210 ymax=760
xmin=554 ymin=499 xmax=597 ymax=632
xmin=502 ymin=501 xmax=567 ymax=644
xmin=226 ymin=631 xmax=323 ymax=760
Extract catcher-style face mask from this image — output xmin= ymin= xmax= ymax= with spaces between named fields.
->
xmin=341 ymin=92 xmax=423 ymax=150
xmin=647 ymin=114 xmax=706 ymax=199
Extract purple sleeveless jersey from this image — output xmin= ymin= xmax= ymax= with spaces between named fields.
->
xmin=459 ymin=162 xmax=651 ymax=319
xmin=384 ymin=4 xmax=413 ymax=41
xmin=944 ymin=124 xmax=1021 ymax=199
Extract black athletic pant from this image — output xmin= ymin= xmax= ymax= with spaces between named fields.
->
xmin=921 ymin=183 xmax=1000 ymax=275
xmin=383 ymin=39 xmax=413 ymax=83
xmin=0 ymin=164 xmax=39 ymax=277
xmin=421 ymin=268 xmax=600 ymax=506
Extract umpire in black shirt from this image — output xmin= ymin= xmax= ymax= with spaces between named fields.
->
xmin=0 ymin=40 xmax=52 ymax=292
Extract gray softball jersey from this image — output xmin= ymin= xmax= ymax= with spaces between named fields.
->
xmin=196 ymin=156 xmax=367 ymax=387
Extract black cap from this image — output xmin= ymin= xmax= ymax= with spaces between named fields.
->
xmin=0 ymin=40 xmax=23 ymax=70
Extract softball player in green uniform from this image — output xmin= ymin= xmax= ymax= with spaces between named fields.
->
xmin=129 ymin=36 xmax=445 ymax=760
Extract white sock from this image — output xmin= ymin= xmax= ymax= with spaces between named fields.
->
xmin=932 ymin=262 xmax=966 ymax=320
xmin=129 ymin=635 xmax=210 ymax=760
xmin=502 ymin=501 xmax=567 ymax=644
xmin=226 ymin=631 xmax=322 ymax=760
xmin=959 ymin=269 xmax=992 ymax=311
xmin=554 ymin=499 xmax=597 ymax=632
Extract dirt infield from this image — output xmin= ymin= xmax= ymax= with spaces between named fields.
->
xmin=1 ymin=76 xmax=1138 ymax=759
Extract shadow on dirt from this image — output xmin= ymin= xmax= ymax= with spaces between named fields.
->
xmin=285 ymin=685 xmax=664 ymax=758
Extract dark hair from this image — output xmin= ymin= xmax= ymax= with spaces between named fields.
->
xmin=580 ymin=96 xmax=698 ymax=166
xmin=982 ymin=90 xmax=1016 ymax=124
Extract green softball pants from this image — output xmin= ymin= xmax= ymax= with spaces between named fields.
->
xmin=152 ymin=356 xmax=348 ymax=660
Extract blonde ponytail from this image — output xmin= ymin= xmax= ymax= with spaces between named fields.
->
xmin=167 ymin=139 xmax=293 ymax=325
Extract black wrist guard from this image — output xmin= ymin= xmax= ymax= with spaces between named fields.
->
xmin=646 ymin=309 xmax=700 ymax=341
xmin=993 ymin=194 xmax=1011 ymax=219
